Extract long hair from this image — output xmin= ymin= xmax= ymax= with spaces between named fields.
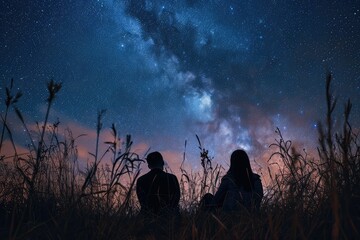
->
xmin=227 ymin=149 xmax=254 ymax=192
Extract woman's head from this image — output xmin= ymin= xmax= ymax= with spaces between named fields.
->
xmin=228 ymin=149 xmax=254 ymax=191
xmin=230 ymin=149 xmax=252 ymax=171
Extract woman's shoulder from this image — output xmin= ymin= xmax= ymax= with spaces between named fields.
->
xmin=220 ymin=173 xmax=235 ymax=185
xmin=252 ymin=173 xmax=261 ymax=180
xmin=222 ymin=173 xmax=234 ymax=181
xmin=252 ymin=173 xmax=262 ymax=183
xmin=223 ymin=173 xmax=261 ymax=181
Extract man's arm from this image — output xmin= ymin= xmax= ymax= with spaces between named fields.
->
xmin=171 ymin=175 xmax=181 ymax=206
xmin=136 ymin=178 xmax=146 ymax=208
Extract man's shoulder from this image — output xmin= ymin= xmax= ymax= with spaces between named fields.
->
xmin=252 ymin=173 xmax=261 ymax=180
xmin=137 ymin=171 xmax=153 ymax=182
xmin=138 ymin=170 xmax=177 ymax=181
xmin=136 ymin=174 xmax=145 ymax=183
xmin=164 ymin=171 xmax=176 ymax=177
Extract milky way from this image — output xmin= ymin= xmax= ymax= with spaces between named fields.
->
xmin=1 ymin=0 xmax=359 ymax=168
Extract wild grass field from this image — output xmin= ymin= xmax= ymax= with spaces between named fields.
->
xmin=0 ymin=73 xmax=359 ymax=239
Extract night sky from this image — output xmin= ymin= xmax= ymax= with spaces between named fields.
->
xmin=1 ymin=0 xmax=359 ymax=170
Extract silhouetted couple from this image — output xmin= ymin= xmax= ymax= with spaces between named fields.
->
xmin=136 ymin=149 xmax=263 ymax=216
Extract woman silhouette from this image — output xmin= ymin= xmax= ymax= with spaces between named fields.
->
xmin=211 ymin=149 xmax=263 ymax=211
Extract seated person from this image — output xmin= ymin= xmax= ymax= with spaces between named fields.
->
xmin=136 ymin=151 xmax=180 ymax=215
xmin=201 ymin=149 xmax=263 ymax=212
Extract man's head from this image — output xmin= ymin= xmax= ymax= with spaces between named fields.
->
xmin=146 ymin=151 xmax=164 ymax=169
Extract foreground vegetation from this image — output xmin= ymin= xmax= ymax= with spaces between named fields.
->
xmin=0 ymin=74 xmax=359 ymax=239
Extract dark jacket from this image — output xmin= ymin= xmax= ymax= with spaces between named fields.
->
xmin=136 ymin=168 xmax=180 ymax=215
xmin=212 ymin=173 xmax=263 ymax=211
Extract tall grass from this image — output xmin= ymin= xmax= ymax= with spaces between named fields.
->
xmin=0 ymin=79 xmax=143 ymax=239
xmin=265 ymin=73 xmax=360 ymax=239
xmin=0 ymin=73 xmax=359 ymax=239
xmin=179 ymin=135 xmax=224 ymax=211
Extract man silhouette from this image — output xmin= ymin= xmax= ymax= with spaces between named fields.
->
xmin=136 ymin=151 xmax=180 ymax=215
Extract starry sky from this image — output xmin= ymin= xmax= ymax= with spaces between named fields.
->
xmin=1 ymin=0 xmax=359 ymax=170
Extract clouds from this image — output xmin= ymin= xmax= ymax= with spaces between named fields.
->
xmin=97 ymin=0 xmax=359 ymax=163
xmin=1 ymin=0 xmax=359 ymax=171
